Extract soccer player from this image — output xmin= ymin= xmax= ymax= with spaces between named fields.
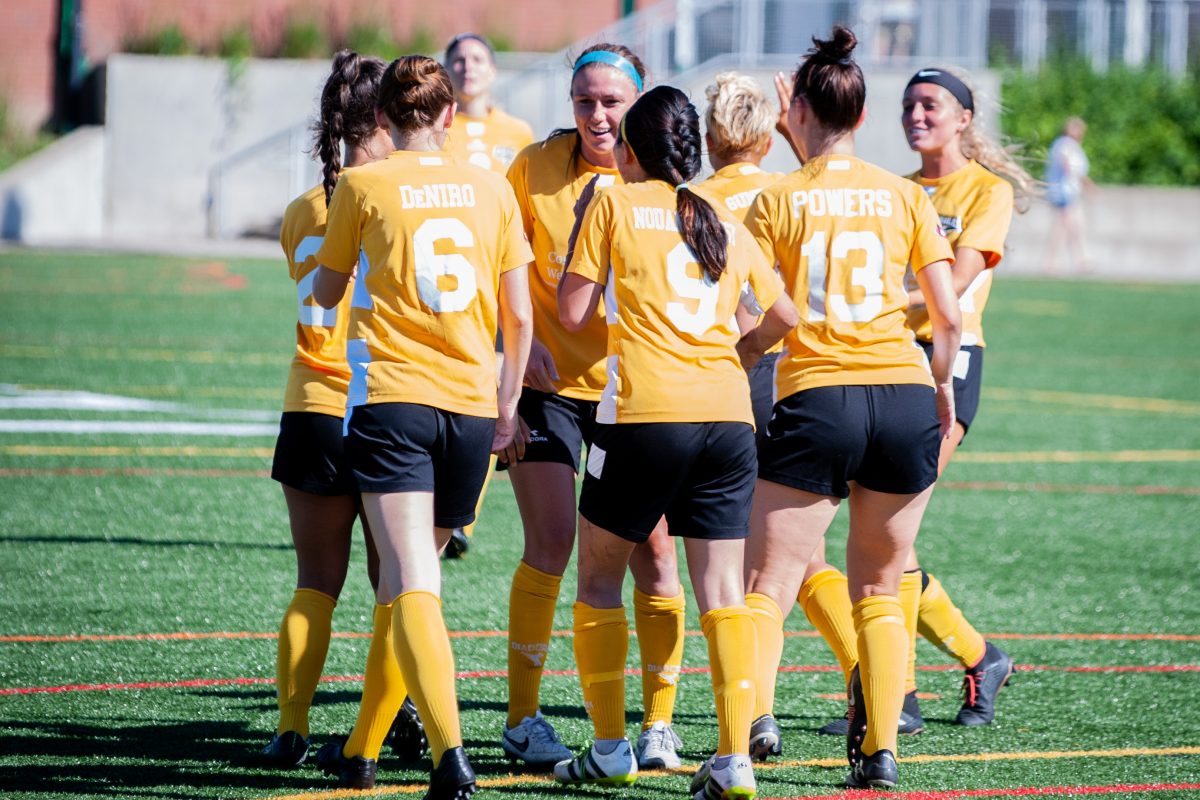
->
xmin=440 ymin=32 xmax=536 ymax=557
xmin=501 ymin=44 xmax=689 ymax=771
xmin=263 ymin=50 xmax=412 ymax=770
xmin=554 ymin=84 xmax=798 ymax=795
xmin=311 ymin=54 xmax=533 ymax=800
xmin=801 ymin=66 xmax=1030 ymax=739
xmin=444 ymin=32 xmax=535 ymax=174
xmin=741 ymin=27 xmax=961 ymax=789
xmin=699 ymin=71 xmax=785 ymax=448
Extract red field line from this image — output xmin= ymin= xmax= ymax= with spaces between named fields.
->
xmin=4 ymin=664 xmax=1197 ymax=696
xmin=768 ymin=783 xmax=1200 ymax=800
xmin=5 ymin=629 xmax=1198 ymax=643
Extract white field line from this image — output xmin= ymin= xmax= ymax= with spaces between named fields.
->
xmin=0 ymin=420 xmax=278 ymax=436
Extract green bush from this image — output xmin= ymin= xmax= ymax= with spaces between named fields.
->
xmin=217 ymin=27 xmax=254 ymax=61
xmin=278 ymin=21 xmax=329 ymax=59
xmin=0 ymin=99 xmax=56 ymax=172
xmin=345 ymin=25 xmax=401 ymax=61
xmin=122 ymin=24 xmax=193 ymax=56
xmin=1002 ymin=61 xmax=1200 ymax=186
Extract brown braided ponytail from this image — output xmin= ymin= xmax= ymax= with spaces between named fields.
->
xmin=313 ymin=50 xmax=386 ymax=205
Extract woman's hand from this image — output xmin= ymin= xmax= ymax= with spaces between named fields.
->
xmin=774 ymin=71 xmax=794 ymax=138
xmin=523 ymin=337 xmax=559 ymax=393
xmin=494 ymin=414 xmax=530 ymax=465
xmin=935 ymin=381 xmax=956 ymax=439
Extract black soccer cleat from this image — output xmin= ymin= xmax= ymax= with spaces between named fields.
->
xmin=442 ymin=528 xmax=470 ymax=559
xmin=426 ymin=746 xmax=476 ymax=800
xmin=748 ymin=713 xmax=782 ymax=761
xmin=388 ymin=695 xmax=429 ymax=762
xmin=955 ymin=641 xmax=1014 ymax=726
xmin=845 ymin=748 xmax=899 ymax=789
xmin=258 ymin=730 xmax=309 ymax=767
xmin=314 ymin=740 xmax=377 ymax=790
xmin=820 ymin=689 xmax=923 ymax=736
xmin=846 ymin=666 xmax=867 ymax=768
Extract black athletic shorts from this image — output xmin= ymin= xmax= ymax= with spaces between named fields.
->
xmin=920 ymin=342 xmax=984 ymax=432
xmin=758 ymin=384 xmax=939 ymax=498
xmin=344 ymin=402 xmax=495 ymax=528
xmin=504 ymin=387 xmax=598 ymax=472
xmin=271 ymin=411 xmax=355 ymax=495
xmin=579 ymin=421 xmax=757 ymax=544
xmin=749 ymin=351 xmax=780 ymax=452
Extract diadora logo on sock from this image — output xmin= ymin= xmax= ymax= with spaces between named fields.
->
xmin=512 ymin=641 xmax=549 ymax=667
xmin=648 ymin=664 xmax=681 ymax=685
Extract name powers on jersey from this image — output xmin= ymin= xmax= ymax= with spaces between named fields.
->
xmin=791 ymin=188 xmax=894 ymax=218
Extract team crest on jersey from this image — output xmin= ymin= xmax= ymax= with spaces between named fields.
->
xmin=939 ymin=215 xmax=963 ymax=234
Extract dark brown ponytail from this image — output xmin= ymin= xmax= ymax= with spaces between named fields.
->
xmin=313 ymin=50 xmax=386 ymax=205
xmin=791 ymin=25 xmax=865 ymax=134
xmin=620 ymin=85 xmax=728 ymax=282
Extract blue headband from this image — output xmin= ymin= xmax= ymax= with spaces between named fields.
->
xmin=573 ymin=51 xmax=643 ymax=92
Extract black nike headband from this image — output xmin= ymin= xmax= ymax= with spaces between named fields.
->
xmin=906 ymin=68 xmax=974 ymax=112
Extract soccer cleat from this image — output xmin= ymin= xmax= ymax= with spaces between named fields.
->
xmin=553 ymin=739 xmax=638 ymax=786
xmin=691 ymin=753 xmax=757 ymax=800
xmin=821 ymin=690 xmax=923 ymax=736
xmin=636 ymin=720 xmax=683 ymax=769
xmin=258 ymin=730 xmax=309 ymax=767
xmin=388 ymin=695 xmax=429 ymax=762
xmin=844 ymin=748 xmax=899 ymax=789
xmin=426 ymin=746 xmax=476 ymax=800
xmin=748 ymin=714 xmax=782 ymax=761
xmin=899 ymin=690 xmax=925 ymax=734
xmin=500 ymin=710 xmax=572 ymax=766
xmin=955 ymin=641 xmax=1014 ymax=726
xmin=442 ymin=528 xmax=470 ymax=559
xmin=845 ymin=666 xmax=867 ymax=768
xmin=314 ymin=740 xmax=377 ymax=790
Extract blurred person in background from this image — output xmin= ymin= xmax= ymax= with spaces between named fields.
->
xmin=500 ymin=43 xmax=689 ymax=773
xmin=1043 ymin=116 xmax=1091 ymax=273
xmin=440 ymin=32 xmax=537 ymax=559
xmin=311 ymin=54 xmax=533 ymax=799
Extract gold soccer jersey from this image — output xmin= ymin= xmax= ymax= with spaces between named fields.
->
xmin=446 ymin=108 xmax=535 ymax=174
xmin=699 ymin=162 xmax=784 ymax=221
xmin=279 ymin=184 xmax=353 ymax=417
xmin=904 ymin=160 xmax=1013 ymax=347
xmin=507 ymin=134 xmax=619 ymax=401
xmin=317 ymin=150 xmax=533 ymax=418
xmin=568 ymin=180 xmax=784 ymax=425
xmin=745 ymin=155 xmax=954 ymax=400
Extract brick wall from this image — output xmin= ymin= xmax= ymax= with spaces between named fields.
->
xmin=0 ymin=0 xmax=642 ymax=134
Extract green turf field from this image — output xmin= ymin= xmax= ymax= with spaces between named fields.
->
xmin=0 ymin=250 xmax=1197 ymax=799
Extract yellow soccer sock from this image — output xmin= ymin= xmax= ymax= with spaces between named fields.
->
xmin=506 ymin=560 xmax=562 ymax=727
xmin=344 ymin=603 xmax=407 ymax=760
xmin=701 ymin=606 xmax=757 ymax=757
xmin=392 ymin=591 xmax=460 ymax=766
xmin=899 ymin=570 xmax=923 ymax=695
xmin=917 ymin=571 xmax=987 ymax=669
xmin=853 ymin=595 xmax=908 ymax=757
xmin=798 ymin=568 xmax=859 ymax=689
xmin=462 ymin=455 xmax=498 ymax=538
xmin=633 ymin=587 xmax=685 ymax=729
xmin=573 ymin=602 xmax=629 ymax=741
xmin=745 ymin=593 xmax=784 ymax=717
xmin=276 ymin=588 xmax=336 ymax=736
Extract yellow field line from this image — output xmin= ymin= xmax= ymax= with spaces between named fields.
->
xmin=955 ymin=449 xmax=1200 ymax=464
xmin=253 ymin=746 xmax=1200 ymax=800
xmin=989 ymin=387 xmax=1200 ymax=415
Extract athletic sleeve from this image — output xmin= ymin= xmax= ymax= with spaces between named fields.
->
xmin=908 ymin=188 xmax=955 ymax=274
xmin=316 ymin=175 xmax=362 ymax=274
xmin=506 ymin=147 xmax=536 ymax=242
xmin=743 ymin=189 xmax=778 ymax=265
xmin=956 ymin=179 xmax=1013 ymax=268
xmin=497 ymin=180 xmax=535 ymax=273
xmin=565 ymin=192 xmax=613 ymax=287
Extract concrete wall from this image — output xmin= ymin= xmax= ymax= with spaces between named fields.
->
xmin=0 ymin=126 xmax=105 ymax=244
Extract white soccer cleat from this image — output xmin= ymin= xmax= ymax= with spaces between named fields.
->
xmin=691 ymin=753 xmax=757 ymax=800
xmin=500 ymin=710 xmax=572 ymax=766
xmin=553 ymin=739 xmax=638 ymax=786
xmin=636 ymin=720 xmax=683 ymax=769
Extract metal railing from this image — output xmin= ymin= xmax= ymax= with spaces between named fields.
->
xmin=206 ymin=122 xmax=317 ymax=239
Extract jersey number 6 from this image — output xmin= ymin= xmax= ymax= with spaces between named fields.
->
xmin=413 ymin=218 xmax=479 ymax=313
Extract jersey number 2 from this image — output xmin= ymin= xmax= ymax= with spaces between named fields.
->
xmin=294 ymin=235 xmax=337 ymax=327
